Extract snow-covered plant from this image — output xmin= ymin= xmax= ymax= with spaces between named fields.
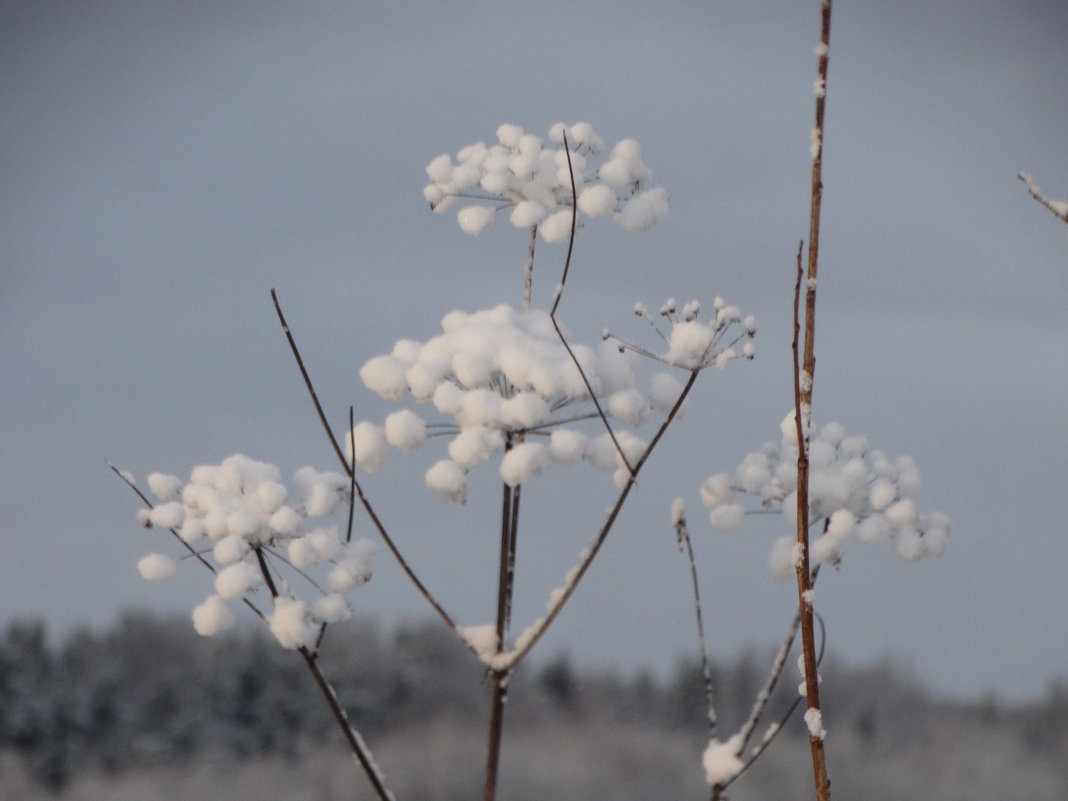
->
xmin=116 ymin=111 xmax=750 ymax=801
xmin=126 ymin=455 xmax=376 ymax=649
xmin=701 ymin=412 xmax=952 ymax=578
xmin=115 ymin=455 xmax=394 ymax=800
xmin=352 ymin=299 xmax=752 ymax=503
xmin=424 ymin=121 xmax=668 ymax=240
xmin=617 ymin=296 xmax=757 ymax=371
xmin=113 ymin=7 xmax=952 ymax=799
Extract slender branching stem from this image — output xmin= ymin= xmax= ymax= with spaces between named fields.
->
xmin=501 ymin=369 xmax=699 ymax=668
xmin=795 ymin=4 xmax=833 ymax=798
xmin=270 ymin=288 xmax=465 ymax=644
xmin=298 ymin=646 xmax=396 ymax=801
xmin=675 ymin=512 xmax=717 ymax=736
xmin=711 ymin=604 xmax=827 ymax=801
xmin=271 ymin=288 xmax=350 ymax=472
xmin=549 ymin=133 xmax=579 ymax=319
xmin=548 ymin=132 xmax=634 ymax=474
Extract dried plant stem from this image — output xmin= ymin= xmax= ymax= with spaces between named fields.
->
xmin=523 ymin=224 xmax=537 ymax=310
xmin=483 ymin=449 xmax=522 ymax=801
xmin=675 ymin=512 xmax=717 ymax=735
xmin=298 ymin=647 xmax=396 ymax=801
xmin=270 ymin=288 xmax=464 ymax=642
xmin=549 ymin=132 xmax=634 ymax=474
xmin=794 ymin=4 xmax=833 ymax=798
xmin=502 ymin=368 xmax=699 ymax=668
xmin=1019 ymin=172 xmax=1068 ymax=224
xmin=482 ymin=671 xmax=509 ymax=801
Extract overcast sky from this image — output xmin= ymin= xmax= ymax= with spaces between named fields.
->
xmin=3 ymin=0 xmax=1067 ymax=705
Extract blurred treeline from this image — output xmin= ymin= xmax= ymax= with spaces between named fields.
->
xmin=1 ymin=612 xmax=1066 ymax=801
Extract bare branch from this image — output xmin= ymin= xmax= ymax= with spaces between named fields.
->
xmin=1019 ymin=172 xmax=1068 ymax=224
xmin=270 ymin=290 xmax=466 ymax=646
xmin=548 ymin=131 xmax=635 ymax=475
xmin=795 ymin=3 xmax=833 ymax=798
xmin=675 ymin=510 xmax=717 ymax=736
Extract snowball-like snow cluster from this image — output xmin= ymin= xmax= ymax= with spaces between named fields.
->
xmin=701 ymin=413 xmax=951 ymax=577
xmin=354 ymin=304 xmax=705 ymax=502
xmin=424 ymin=122 xmax=668 ymax=241
xmin=133 ymin=454 xmax=377 ymax=649
xmin=623 ymin=297 xmax=756 ymax=371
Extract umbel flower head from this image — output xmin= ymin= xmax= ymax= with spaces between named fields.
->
xmin=701 ymin=412 xmax=951 ymax=578
xmin=613 ymin=296 xmax=757 ymax=371
xmin=132 ymin=454 xmax=377 ymax=649
xmin=423 ymin=122 xmax=668 ymax=241
xmin=353 ymin=298 xmax=753 ymax=503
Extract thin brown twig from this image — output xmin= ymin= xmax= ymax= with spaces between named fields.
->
xmin=523 ymin=223 xmax=537 ymax=310
xmin=500 ymin=368 xmax=699 ymax=669
xmin=675 ymin=511 xmax=717 ymax=736
xmin=298 ymin=646 xmax=396 ymax=801
xmin=270 ymin=289 xmax=465 ymax=643
xmin=548 ymin=131 xmax=635 ymax=475
xmin=795 ymin=5 xmax=833 ymax=796
xmin=270 ymin=288 xmax=349 ymax=472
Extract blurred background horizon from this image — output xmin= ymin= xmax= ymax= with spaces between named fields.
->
xmin=3 ymin=0 xmax=1068 ymax=706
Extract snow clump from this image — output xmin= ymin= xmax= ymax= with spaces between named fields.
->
xmin=700 ymin=413 xmax=951 ymax=578
xmin=424 ymin=122 xmax=668 ymax=242
xmin=613 ymin=296 xmax=756 ymax=371
xmin=356 ymin=304 xmax=676 ymax=502
xmin=131 ymin=454 xmax=377 ymax=648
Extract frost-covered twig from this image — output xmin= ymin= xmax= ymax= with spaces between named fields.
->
xmin=708 ymin=605 xmax=826 ymax=801
xmin=796 ymin=4 xmax=833 ymax=798
xmin=1019 ymin=172 xmax=1068 ymax=224
xmin=672 ymin=501 xmax=717 ymax=735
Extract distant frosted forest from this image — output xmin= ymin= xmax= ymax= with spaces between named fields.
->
xmin=2 ymin=612 xmax=1065 ymax=801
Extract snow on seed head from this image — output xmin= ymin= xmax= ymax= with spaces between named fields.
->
xmin=500 ymin=442 xmax=551 ymax=487
xmin=268 ymin=597 xmax=317 ymax=650
xmin=549 ymin=429 xmax=587 ymax=464
xmin=384 ymin=409 xmax=427 ymax=451
xmin=147 ymin=473 xmax=182 ymax=501
xmin=615 ymin=187 xmax=669 ymax=231
xmin=701 ymin=414 xmax=950 ymax=575
xmin=138 ymin=553 xmax=177 ymax=582
xmin=425 ymin=459 xmax=469 ymax=503
xmin=192 ymin=595 xmax=234 ymax=636
xmin=215 ymin=560 xmax=263 ymax=600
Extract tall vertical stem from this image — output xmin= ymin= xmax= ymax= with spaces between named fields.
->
xmin=484 ymin=436 xmax=522 ymax=801
xmin=795 ymin=2 xmax=833 ymax=800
